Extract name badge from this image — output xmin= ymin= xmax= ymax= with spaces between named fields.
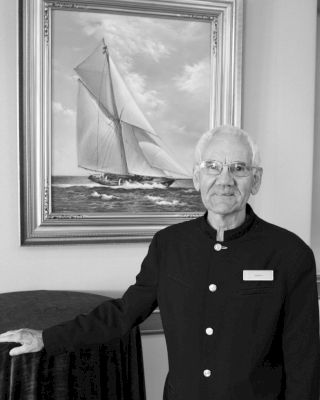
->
xmin=243 ymin=270 xmax=274 ymax=281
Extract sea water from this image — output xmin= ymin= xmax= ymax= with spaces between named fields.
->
xmin=51 ymin=176 xmax=205 ymax=214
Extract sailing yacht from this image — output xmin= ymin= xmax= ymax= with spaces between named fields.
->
xmin=74 ymin=39 xmax=190 ymax=187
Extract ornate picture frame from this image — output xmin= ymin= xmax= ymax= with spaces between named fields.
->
xmin=19 ymin=0 xmax=243 ymax=244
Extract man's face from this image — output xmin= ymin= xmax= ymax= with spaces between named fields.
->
xmin=193 ymin=133 xmax=262 ymax=217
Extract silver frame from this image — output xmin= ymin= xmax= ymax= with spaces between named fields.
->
xmin=19 ymin=0 xmax=243 ymax=244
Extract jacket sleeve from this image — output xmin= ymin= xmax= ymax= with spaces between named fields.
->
xmin=43 ymin=232 xmax=160 ymax=356
xmin=282 ymin=247 xmax=320 ymax=399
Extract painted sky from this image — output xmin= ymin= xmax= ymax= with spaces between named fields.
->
xmin=51 ymin=10 xmax=212 ymax=176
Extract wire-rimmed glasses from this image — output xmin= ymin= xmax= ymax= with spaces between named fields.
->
xmin=198 ymin=160 xmax=261 ymax=177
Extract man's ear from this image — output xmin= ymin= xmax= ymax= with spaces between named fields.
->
xmin=193 ymin=166 xmax=200 ymax=191
xmin=251 ymin=168 xmax=263 ymax=195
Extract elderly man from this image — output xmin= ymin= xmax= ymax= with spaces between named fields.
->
xmin=0 ymin=125 xmax=319 ymax=399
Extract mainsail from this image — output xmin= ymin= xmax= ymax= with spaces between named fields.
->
xmin=75 ymin=39 xmax=190 ymax=181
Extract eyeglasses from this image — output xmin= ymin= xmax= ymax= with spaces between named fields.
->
xmin=198 ymin=160 xmax=261 ymax=177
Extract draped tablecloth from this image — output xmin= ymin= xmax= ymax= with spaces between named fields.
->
xmin=0 ymin=290 xmax=146 ymax=400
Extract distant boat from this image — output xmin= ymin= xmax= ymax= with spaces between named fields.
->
xmin=74 ymin=39 xmax=190 ymax=188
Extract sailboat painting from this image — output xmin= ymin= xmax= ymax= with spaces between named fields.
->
xmin=51 ymin=10 xmax=211 ymax=214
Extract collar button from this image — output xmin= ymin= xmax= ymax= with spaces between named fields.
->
xmin=214 ymin=243 xmax=222 ymax=251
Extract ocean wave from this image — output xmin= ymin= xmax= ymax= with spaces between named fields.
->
xmin=101 ymin=194 xmax=119 ymax=200
xmin=146 ymin=195 xmax=163 ymax=202
xmin=52 ymin=183 xmax=104 ymax=188
xmin=108 ymin=181 xmax=167 ymax=190
xmin=146 ymin=195 xmax=185 ymax=207
xmin=182 ymin=189 xmax=196 ymax=193
xmin=90 ymin=191 xmax=119 ymax=200
xmin=90 ymin=191 xmax=101 ymax=198
xmin=156 ymin=200 xmax=182 ymax=206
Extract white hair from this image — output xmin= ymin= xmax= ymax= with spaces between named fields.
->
xmin=194 ymin=125 xmax=261 ymax=167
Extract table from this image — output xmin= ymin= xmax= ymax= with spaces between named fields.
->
xmin=0 ymin=290 xmax=146 ymax=400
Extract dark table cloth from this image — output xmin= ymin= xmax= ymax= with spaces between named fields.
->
xmin=0 ymin=290 xmax=146 ymax=400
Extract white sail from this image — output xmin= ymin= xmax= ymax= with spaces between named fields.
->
xmin=109 ymin=57 xmax=156 ymax=135
xmin=121 ymin=122 xmax=190 ymax=178
xmin=77 ymin=82 xmax=127 ymax=174
xmin=121 ymin=122 xmax=165 ymax=177
xmin=75 ymin=42 xmax=154 ymax=134
xmin=75 ymin=39 xmax=191 ymax=179
xmin=139 ymin=142 xmax=190 ymax=178
xmin=74 ymin=44 xmax=117 ymax=120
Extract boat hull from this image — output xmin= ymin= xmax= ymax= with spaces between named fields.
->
xmin=88 ymin=173 xmax=174 ymax=188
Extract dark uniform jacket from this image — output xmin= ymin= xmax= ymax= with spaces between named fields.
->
xmin=43 ymin=205 xmax=320 ymax=399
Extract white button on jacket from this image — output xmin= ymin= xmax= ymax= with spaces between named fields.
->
xmin=209 ymin=284 xmax=217 ymax=292
xmin=203 ymin=369 xmax=211 ymax=377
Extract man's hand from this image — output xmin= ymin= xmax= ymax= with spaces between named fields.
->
xmin=0 ymin=329 xmax=44 ymax=356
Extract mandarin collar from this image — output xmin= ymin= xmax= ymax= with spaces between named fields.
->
xmin=199 ymin=203 xmax=257 ymax=242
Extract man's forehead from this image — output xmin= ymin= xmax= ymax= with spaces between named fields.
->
xmin=202 ymin=133 xmax=252 ymax=162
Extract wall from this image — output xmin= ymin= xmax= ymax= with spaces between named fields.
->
xmin=311 ymin=12 xmax=320 ymax=265
xmin=243 ymin=0 xmax=317 ymax=250
xmin=0 ymin=1 xmax=318 ymax=400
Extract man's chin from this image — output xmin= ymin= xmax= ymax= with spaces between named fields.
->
xmin=207 ymin=200 xmax=238 ymax=215
xmin=211 ymin=208 xmax=235 ymax=215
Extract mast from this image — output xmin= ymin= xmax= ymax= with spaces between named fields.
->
xmin=102 ymin=40 xmax=129 ymax=175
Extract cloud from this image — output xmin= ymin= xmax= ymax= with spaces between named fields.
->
xmin=53 ymin=62 xmax=78 ymax=83
xmin=177 ymin=21 xmax=209 ymax=43
xmin=159 ymin=123 xmax=196 ymax=175
xmin=125 ymin=72 xmax=165 ymax=112
xmin=52 ymin=101 xmax=75 ymax=118
xmin=78 ymin=14 xmax=171 ymax=64
xmin=174 ymin=59 xmax=210 ymax=94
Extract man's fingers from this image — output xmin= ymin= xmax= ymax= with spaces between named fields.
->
xmin=9 ymin=344 xmax=30 ymax=357
xmin=0 ymin=335 xmax=20 ymax=343
xmin=0 ymin=330 xmax=16 ymax=336
xmin=0 ymin=330 xmax=19 ymax=338
xmin=0 ymin=330 xmax=23 ymax=343
xmin=0 ymin=329 xmax=44 ymax=355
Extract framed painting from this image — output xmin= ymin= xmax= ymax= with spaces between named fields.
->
xmin=19 ymin=0 xmax=243 ymax=244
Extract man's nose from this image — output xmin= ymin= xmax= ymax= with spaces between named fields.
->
xmin=216 ymin=165 xmax=234 ymax=184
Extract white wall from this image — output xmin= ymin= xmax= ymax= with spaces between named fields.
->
xmin=243 ymin=0 xmax=317 ymax=250
xmin=0 ymin=1 xmax=318 ymax=400
xmin=311 ymin=12 xmax=320 ymax=266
